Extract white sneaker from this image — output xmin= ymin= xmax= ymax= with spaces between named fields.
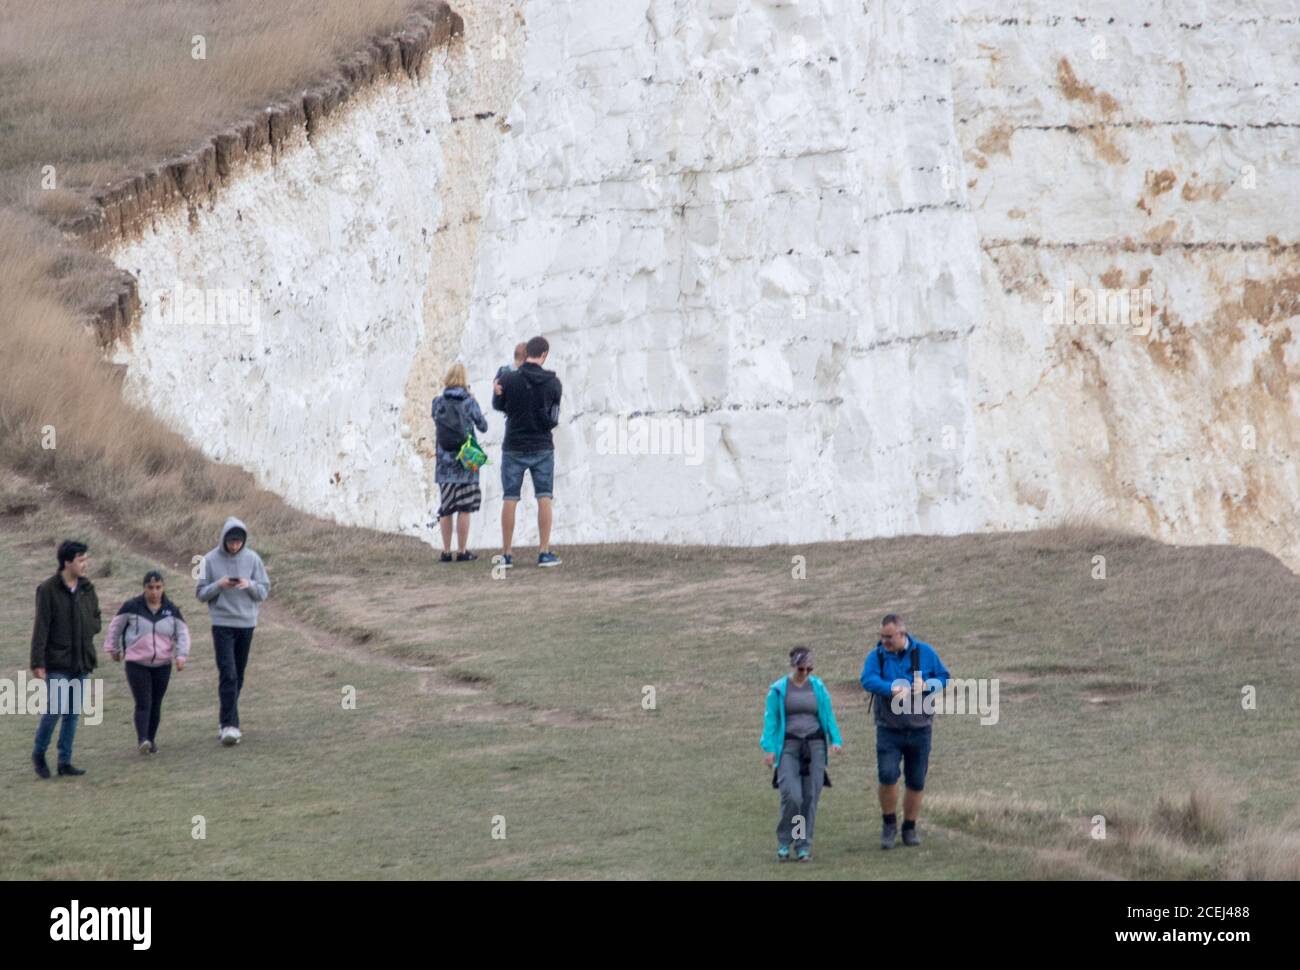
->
xmin=219 ymin=726 xmax=238 ymax=746
xmin=228 ymin=726 xmax=242 ymax=744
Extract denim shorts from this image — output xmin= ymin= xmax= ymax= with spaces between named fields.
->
xmin=501 ymin=450 xmax=555 ymax=500
xmin=876 ymin=725 xmax=932 ymax=790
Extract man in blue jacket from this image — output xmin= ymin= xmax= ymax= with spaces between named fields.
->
xmin=859 ymin=613 xmax=950 ymax=849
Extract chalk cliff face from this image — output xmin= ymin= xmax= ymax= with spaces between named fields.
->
xmin=954 ymin=0 xmax=1300 ymax=564
xmin=110 ymin=65 xmax=454 ymax=523
xmin=108 ymin=0 xmax=1300 ymax=566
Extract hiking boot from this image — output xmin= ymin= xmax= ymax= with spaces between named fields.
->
xmin=456 ymin=551 xmax=478 ymax=562
xmin=537 ymin=551 xmax=562 ymax=568
xmin=439 ymin=552 xmax=454 ymax=563
xmin=776 ymin=844 xmax=791 ymax=862
xmin=796 ymin=846 xmax=812 ymax=862
xmin=32 ymin=752 xmax=51 ymax=779
xmin=57 ymin=763 xmax=86 ymax=777
xmin=902 ymin=825 xmax=921 ymax=847
xmin=881 ymin=821 xmax=897 ymax=850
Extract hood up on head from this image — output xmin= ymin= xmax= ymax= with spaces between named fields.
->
xmin=220 ymin=516 xmax=249 ymax=552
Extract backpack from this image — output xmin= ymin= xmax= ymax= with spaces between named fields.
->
xmin=434 ymin=395 xmax=490 ymax=471
xmin=435 ymin=396 xmax=471 ymax=452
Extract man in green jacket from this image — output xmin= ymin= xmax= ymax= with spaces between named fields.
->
xmin=30 ymin=540 xmax=101 ymax=778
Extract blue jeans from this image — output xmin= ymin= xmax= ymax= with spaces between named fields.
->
xmin=33 ymin=671 xmax=88 ymax=765
xmin=213 ymin=626 xmax=255 ymax=728
xmin=501 ymin=450 xmax=555 ymax=500
xmin=876 ymin=725 xmax=933 ymax=790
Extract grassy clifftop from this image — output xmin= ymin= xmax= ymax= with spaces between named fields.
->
xmin=0 ymin=1 xmax=441 ymax=214
xmin=2 ymin=471 xmax=1297 ymax=879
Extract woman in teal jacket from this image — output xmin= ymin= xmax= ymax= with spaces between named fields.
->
xmin=760 ymin=646 xmax=844 ymax=861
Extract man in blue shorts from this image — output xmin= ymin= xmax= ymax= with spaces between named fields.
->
xmin=492 ymin=335 xmax=563 ymax=568
xmin=860 ymin=613 xmax=951 ymax=848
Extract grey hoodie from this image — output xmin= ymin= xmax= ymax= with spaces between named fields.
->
xmin=195 ymin=516 xmax=270 ymax=628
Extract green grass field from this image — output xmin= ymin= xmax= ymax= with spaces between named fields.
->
xmin=2 ymin=480 xmax=1298 ymax=880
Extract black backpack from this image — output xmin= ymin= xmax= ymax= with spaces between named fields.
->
xmin=435 ymin=396 xmax=470 ymax=452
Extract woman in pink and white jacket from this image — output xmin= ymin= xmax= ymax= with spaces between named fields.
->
xmin=104 ymin=570 xmax=191 ymax=754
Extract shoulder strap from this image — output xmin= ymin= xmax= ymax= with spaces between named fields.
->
xmin=866 ymin=648 xmax=885 ymax=713
xmin=911 ymin=644 xmax=921 ymax=674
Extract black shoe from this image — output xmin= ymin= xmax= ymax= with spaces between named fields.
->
xmin=881 ymin=821 xmax=897 ymax=850
xmin=57 ymin=763 xmax=86 ymax=777
xmin=439 ymin=552 xmax=454 ymax=563
xmin=456 ymin=551 xmax=478 ymax=562
xmin=902 ymin=825 xmax=921 ymax=847
xmin=149 ymin=741 xmax=158 ymax=754
xmin=32 ymin=753 xmax=51 ymax=779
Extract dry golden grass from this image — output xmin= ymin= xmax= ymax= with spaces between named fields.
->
xmin=0 ymin=0 xmax=443 ymax=560
xmin=937 ymin=777 xmax=1300 ymax=880
xmin=1152 ymin=783 xmax=1235 ymax=846
xmin=1226 ymin=830 xmax=1300 ymax=880
xmin=0 ymin=0 xmax=425 ymax=208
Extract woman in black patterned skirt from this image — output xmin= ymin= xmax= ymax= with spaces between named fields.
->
xmin=432 ymin=362 xmax=489 ymax=562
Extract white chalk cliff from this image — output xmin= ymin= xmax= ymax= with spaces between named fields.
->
xmin=108 ymin=0 xmax=1300 ymax=566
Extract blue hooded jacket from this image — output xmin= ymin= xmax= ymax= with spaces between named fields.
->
xmin=760 ymin=674 xmax=843 ymax=768
xmin=859 ymin=635 xmax=950 ymax=729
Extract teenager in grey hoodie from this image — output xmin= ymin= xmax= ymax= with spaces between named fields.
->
xmin=195 ymin=517 xmax=269 ymax=746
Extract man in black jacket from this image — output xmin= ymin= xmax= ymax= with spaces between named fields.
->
xmin=492 ymin=335 xmax=563 ymax=568
xmin=30 ymin=540 xmax=101 ymax=778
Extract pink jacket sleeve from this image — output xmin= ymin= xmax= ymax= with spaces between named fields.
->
xmin=104 ymin=613 xmax=127 ymax=658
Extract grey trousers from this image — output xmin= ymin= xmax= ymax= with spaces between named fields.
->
xmin=776 ymin=736 xmax=827 ymax=848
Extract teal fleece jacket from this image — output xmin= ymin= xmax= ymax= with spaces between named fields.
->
xmin=760 ymin=674 xmax=843 ymax=768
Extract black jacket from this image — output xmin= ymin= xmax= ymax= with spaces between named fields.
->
xmin=492 ymin=362 xmax=562 ymax=452
xmin=30 ymin=573 xmax=101 ymax=675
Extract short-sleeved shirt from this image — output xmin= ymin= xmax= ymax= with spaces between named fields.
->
xmin=784 ymin=679 xmax=821 ymax=739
